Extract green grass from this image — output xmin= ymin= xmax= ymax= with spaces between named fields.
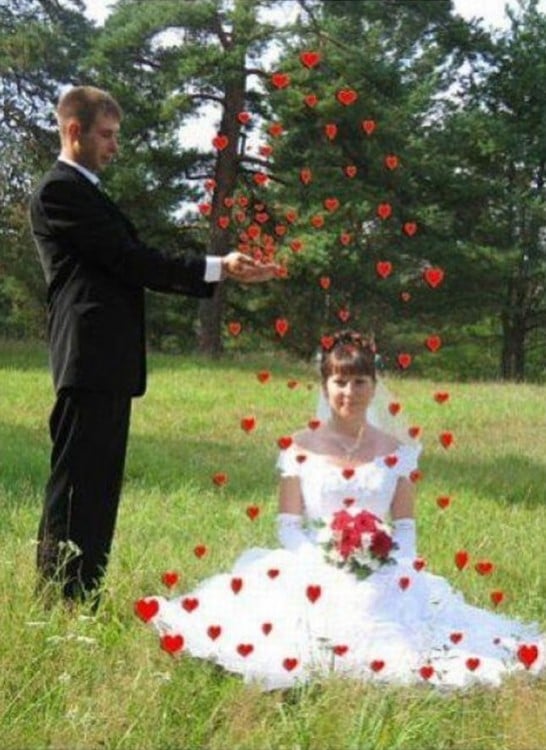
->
xmin=1 ymin=340 xmax=545 ymax=750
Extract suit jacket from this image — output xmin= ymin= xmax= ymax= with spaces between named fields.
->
xmin=29 ymin=161 xmax=216 ymax=397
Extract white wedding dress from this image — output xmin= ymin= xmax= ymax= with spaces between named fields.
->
xmin=139 ymin=443 xmax=544 ymax=690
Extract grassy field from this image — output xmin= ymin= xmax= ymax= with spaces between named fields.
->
xmin=0 ymin=339 xmax=545 ymax=750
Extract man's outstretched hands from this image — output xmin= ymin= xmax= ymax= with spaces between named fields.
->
xmin=222 ymin=252 xmax=281 ymax=283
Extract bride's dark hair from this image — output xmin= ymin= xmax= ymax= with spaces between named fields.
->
xmin=320 ymin=330 xmax=376 ymax=382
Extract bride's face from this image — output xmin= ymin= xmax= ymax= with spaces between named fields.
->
xmin=324 ymin=372 xmax=376 ymax=420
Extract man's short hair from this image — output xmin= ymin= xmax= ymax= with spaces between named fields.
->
xmin=56 ymin=86 xmax=122 ymax=134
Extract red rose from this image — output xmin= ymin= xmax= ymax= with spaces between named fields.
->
xmin=353 ymin=511 xmax=380 ymax=534
xmin=330 ymin=510 xmax=354 ymax=532
xmin=370 ymin=530 xmax=394 ymax=559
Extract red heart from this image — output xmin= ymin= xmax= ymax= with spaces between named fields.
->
xmin=296 ymin=454 xmax=307 ymax=463
xmin=384 ymin=455 xmax=398 ymax=468
xmin=259 ymin=144 xmax=273 ymax=157
xmin=339 ymin=232 xmax=352 ymax=246
xmin=299 ymin=167 xmax=313 ymax=185
xmin=342 ymin=467 xmax=355 ymax=479
xmin=413 ymin=557 xmax=427 ymax=571
xmin=275 ymin=318 xmax=289 ymax=337
xmin=223 ymin=197 xmax=235 ymax=208
xmin=319 ymin=276 xmax=331 ymax=290
xmin=490 ymin=590 xmax=504 ymax=606
xmin=268 ymin=122 xmax=284 ymax=137
xmin=384 ymin=154 xmax=399 ymax=170
xmin=262 ymin=622 xmax=273 ymax=635
xmin=324 ymin=197 xmax=340 ymax=212
xmin=253 ymin=172 xmax=268 ymax=186
xmin=303 ymin=93 xmax=318 ymax=107
xmin=299 ymin=50 xmax=321 ymax=68
xmin=288 ymin=240 xmax=302 ymax=253
xmin=517 ymin=644 xmax=539 ymax=669
xmin=247 ymin=224 xmax=261 ymax=240
xmin=377 ymin=203 xmax=392 ymax=220
xmin=361 ymin=119 xmax=376 ymax=135
xmin=161 ymin=571 xmax=179 ymax=588
xmin=257 ymin=370 xmax=271 ymax=383
xmin=439 ymin=431 xmax=454 ymax=449
xmin=398 ymin=576 xmax=411 ymax=590
xmin=308 ymin=419 xmax=321 ymax=430
xmin=434 ymin=391 xmax=450 ymax=404
xmin=181 ymin=597 xmax=199 ymax=613
xmin=338 ymin=308 xmax=350 ymax=323
xmin=403 ymin=221 xmax=417 ymax=236
xmin=271 ymin=72 xmax=290 ymax=89
xmin=283 ymin=657 xmax=299 ymax=671
xmin=400 ymin=291 xmax=411 ymax=302
xmin=198 ymin=202 xmax=212 ymax=216
xmin=333 ymin=645 xmax=349 ymax=656
xmin=310 ymin=214 xmax=324 ymax=228
xmin=397 ymin=353 xmax=412 ymax=370
xmin=278 ymin=436 xmax=293 ymax=450
xmin=228 ymin=321 xmax=242 ymax=336
xmin=194 ymin=544 xmax=207 ymax=559
xmin=237 ymin=643 xmax=254 ymax=657
xmin=285 ymin=209 xmax=297 ymax=223
xmin=241 ymin=416 xmax=256 ymax=433
xmin=212 ymin=134 xmax=229 ymax=151
xmin=388 ymin=402 xmax=401 ymax=416
xmin=425 ymin=335 xmax=442 ymax=353
xmin=237 ymin=111 xmax=251 ymax=125
xmin=344 ymin=165 xmax=357 ymax=178
xmin=449 ymin=632 xmax=464 ymax=644
xmin=408 ymin=426 xmax=422 ymax=439
xmin=255 ymin=211 xmax=269 ymax=224
xmin=160 ymin=634 xmax=184 ymax=654
xmin=324 ymin=123 xmax=338 ymax=140
xmin=321 ymin=335 xmax=335 ymax=350
xmin=410 ymin=469 xmax=423 ymax=483
xmin=423 ymin=267 xmax=445 ymax=288
xmin=204 ymin=179 xmax=216 ymax=191
xmin=436 ymin=496 xmax=451 ymax=509
xmin=466 ymin=657 xmax=480 ymax=672
xmin=207 ymin=625 xmax=222 ymax=640
xmin=454 ymin=550 xmax=469 ymax=570
xmin=343 ymin=498 xmax=355 ymax=507
xmin=231 ymin=577 xmax=243 ymax=594
xmin=376 ymin=261 xmax=393 ymax=279
xmin=370 ymin=659 xmax=385 ymax=672
xmin=275 ymin=224 xmax=287 ymax=236
xmin=475 ymin=560 xmax=494 ymax=576
xmin=217 ymin=215 xmax=230 ymax=229
xmin=246 ymin=505 xmax=260 ymax=521
xmin=237 ymin=195 xmax=249 ymax=207
xmin=267 ymin=569 xmax=280 ymax=579
xmin=306 ymin=584 xmax=322 ymax=603
xmin=134 ymin=598 xmax=159 ymax=622
xmin=419 ymin=665 xmax=434 ymax=680
xmin=336 ymin=88 xmax=358 ymax=105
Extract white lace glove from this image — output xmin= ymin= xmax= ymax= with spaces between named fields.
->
xmin=277 ymin=513 xmax=313 ymax=552
xmin=392 ymin=518 xmax=416 ymax=561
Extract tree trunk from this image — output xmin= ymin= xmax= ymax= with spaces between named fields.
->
xmin=197 ymin=5 xmax=249 ymax=356
xmin=501 ymin=278 xmax=527 ymax=381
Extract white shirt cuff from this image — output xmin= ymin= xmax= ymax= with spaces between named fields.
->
xmin=205 ymin=256 xmax=223 ymax=282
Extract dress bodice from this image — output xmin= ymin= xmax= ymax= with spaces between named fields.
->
xmin=276 ymin=443 xmax=421 ymax=523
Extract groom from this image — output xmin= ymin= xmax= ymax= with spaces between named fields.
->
xmin=29 ymin=85 xmax=278 ymax=609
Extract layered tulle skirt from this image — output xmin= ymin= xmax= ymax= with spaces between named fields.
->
xmin=138 ymin=545 xmax=544 ymax=691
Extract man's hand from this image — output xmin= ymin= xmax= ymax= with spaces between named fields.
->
xmin=222 ymin=252 xmax=281 ymax=283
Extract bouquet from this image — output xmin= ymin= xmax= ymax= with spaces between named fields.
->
xmin=316 ymin=508 xmax=397 ymax=579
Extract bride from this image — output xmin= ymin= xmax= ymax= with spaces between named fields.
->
xmin=136 ymin=330 xmax=544 ymax=690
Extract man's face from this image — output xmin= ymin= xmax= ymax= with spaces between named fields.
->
xmin=74 ymin=113 xmax=120 ymax=173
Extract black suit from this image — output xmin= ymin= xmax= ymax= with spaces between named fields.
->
xmin=29 ymin=160 xmax=215 ymax=603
